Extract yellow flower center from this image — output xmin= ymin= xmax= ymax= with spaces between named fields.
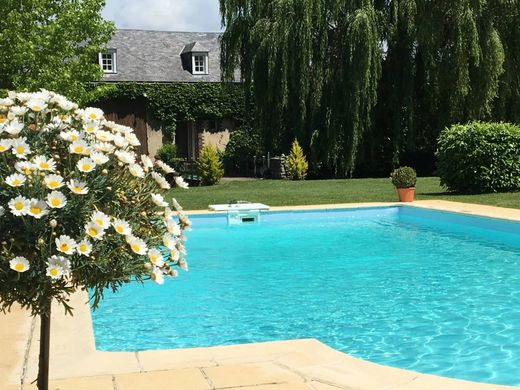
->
xmin=15 ymin=263 xmax=24 ymax=272
xmin=50 ymin=268 xmax=58 ymax=277
xmin=151 ymin=273 xmax=157 ymax=281
xmin=86 ymin=127 xmax=94 ymax=133
xmin=32 ymin=105 xmax=41 ymax=111
xmin=82 ymin=164 xmax=91 ymax=171
xmin=15 ymin=146 xmax=25 ymax=154
xmin=88 ymin=228 xmax=98 ymax=236
xmin=0 ymin=146 xmax=6 ymax=152
xmin=12 ymin=179 xmax=21 ymax=186
xmin=49 ymin=181 xmax=59 ymax=188
xmin=74 ymin=146 xmax=83 ymax=153
xmin=70 ymin=135 xmax=78 ymax=141
xmin=116 ymin=225 xmax=124 ymax=233
xmin=60 ymin=243 xmax=69 ymax=251
xmin=51 ymin=198 xmax=61 ymax=207
xmin=131 ymin=244 xmax=140 ymax=253
xmin=150 ymin=255 xmax=158 ymax=263
xmin=79 ymin=244 xmax=88 ymax=252
xmin=40 ymin=162 xmax=49 ymax=169
xmin=89 ymin=113 xmax=97 ymax=119
xmin=73 ymin=186 xmax=82 ymax=193
xmin=30 ymin=206 xmax=41 ymax=215
xmin=0 ymin=115 xmax=7 ymax=123
xmin=23 ymin=168 xmax=31 ymax=174
xmin=14 ymin=202 xmax=24 ymax=210
xmin=95 ymin=219 xmax=104 ymax=226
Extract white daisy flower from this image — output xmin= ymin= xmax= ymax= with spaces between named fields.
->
xmin=46 ymin=191 xmax=67 ymax=209
xmin=4 ymin=120 xmax=24 ymax=136
xmin=151 ymin=193 xmax=168 ymax=207
xmin=93 ymin=142 xmax=115 ymax=154
xmin=125 ymin=133 xmax=141 ymax=147
xmin=11 ymin=137 xmax=31 ymax=158
xmin=170 ymin=247 xmax=180 ymax=262
xmin=77 ymin=240 xmax=92 ymax=256
xmin=14 ymin=161 xmax=34 ymax=175
xmin=8 ymin=196 xmax=30 ymax=216
xmin=10 ymin=256 xmax=30 ymax=273
xmin=48 ymin=254 xmax=71 ymax=272
xmin=128 ymin=236 xmax=148 ymax=255
xmin=60 ymin=130 xmax=79 ymax=142
xmin=0 ymin=97 xmax=14 ymax=107
xmin=178 ymin=258 xmax=189 ymax=271
xmin=77 ymin=157 xmax=96 ymax=173
xmin=83 ymin=107 xmax=104 ymax=121
xmin=113 ymin=133 xmax=129 ymax=148
xmin=67 ymin=179 xmax=89 ymax=195
xmin=156 ymin=160 xmax=175 ymax=174
xmin=112 ymin=218 xmax=132 ymax=235
xmin=56 ymin=99 xmax=76 ymax=111
xmin=46 ymin=263 xmax=64 ymax=279
xmin=69 ymin=140 xmax=89 ymax=155
xmin=27 ymin=199 xmax=48 ymax=219
xmin=115 ymin=150 xmax=136 ymax=164
xmin=171 ymin=198 xmax=183 ymax=211
xmin=89 ymin=151 xmax=109 ymax=165
xmin=148 ymin=248 xmax=165 ymax=266
xmin=33 ymin=155 xmax=56 ymax=171
xmin=0 ymin=139 xmax=12 ymax=153
xmin=128 ymin=164 xmax=145 ymax=178
xmin=152 ymin=172 xmax=171 ymax=190
xmin=85 ymin=222 xmax=105 ymax=240
xmin=164 ymin=219 xmax=181 ymax=236
xmin=95 ymin=129 xmax=114 ymax=142
xmin=163 ymin=233 xmax=176 ymax=250
xmin=151 ymin=268 xmax=164 ymax=285
xmin=175 ymin=176 xmax=189 ymax=189
xmin=27 ymin=99 xmax=47 ymax=112
xmin=55 ymin=235 xmax=76 ymax=254
xmin=91 ymin=211 xmax=111 ymax=229
xmin=141 ymin=155 xmax=153 ymax=171
xmin=10 ymin=105 xmax=28 ymax=116
xmin=44 ymin=174 xmax=64 ymax=189
xmin=5 ymin=173 xmax=26 ymax=187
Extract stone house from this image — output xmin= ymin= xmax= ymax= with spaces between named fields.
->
xmin=95 ymin=29 xmax=237 ymax=160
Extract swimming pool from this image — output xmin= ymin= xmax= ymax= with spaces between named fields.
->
xmin=91 ymin=206 xmax=520 ymax=386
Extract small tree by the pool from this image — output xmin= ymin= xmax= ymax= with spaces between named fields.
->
xmin=0 ymin=91 xmax=190 ymax=390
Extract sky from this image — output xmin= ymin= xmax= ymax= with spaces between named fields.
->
xmin=102 ymin=0 xmax=222 ymax=32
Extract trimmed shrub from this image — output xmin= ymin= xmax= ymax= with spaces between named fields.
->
xmin=436 ymin=122 xmax=520 ymax=193
xmin=223 ymin=128 xmax=261 ymax=175
xmin=286 ymin=139 xmax=308 ymax=180
xmin=197 ymin=144 xmax=224 ymax=186
xmin=390 ymin=166 xmax=417 ymax=188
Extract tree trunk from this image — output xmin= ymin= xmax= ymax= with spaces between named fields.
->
xmin=37 ymin=306 xmax=51 ymax=390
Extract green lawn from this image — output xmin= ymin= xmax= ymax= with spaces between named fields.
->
xmin=167 ymin=177 xmax=520 ymax=210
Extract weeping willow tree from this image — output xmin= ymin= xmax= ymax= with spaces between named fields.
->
xmin=220 ymin=0 xmax=382 ymax=177
xmin=221 ymin=0 xmax=518 ymax=177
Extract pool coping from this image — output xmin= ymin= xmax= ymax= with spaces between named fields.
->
xmin=2 ymin=200 xmax=519 ymax=390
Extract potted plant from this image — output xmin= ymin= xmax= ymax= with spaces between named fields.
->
xmin=390 ymin=166 xmax=417 ymax=202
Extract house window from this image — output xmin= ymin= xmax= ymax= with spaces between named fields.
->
xmin=99 ymin=50 xmax=117 ymax=73
xmin=192 ymin=54 xmax=208 ymax=75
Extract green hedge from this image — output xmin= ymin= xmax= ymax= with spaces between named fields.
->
xmin=436 ymin=122 xmax=520 ymax=193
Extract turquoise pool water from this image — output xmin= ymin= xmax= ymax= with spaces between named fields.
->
xmin=91 ymin=207 xmax=520 ymax=386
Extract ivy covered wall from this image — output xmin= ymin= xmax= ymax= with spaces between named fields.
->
xmin=87 ymin=82 xmax=247 ymax=141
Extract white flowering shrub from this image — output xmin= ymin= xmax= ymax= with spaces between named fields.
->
xmin=0 ymin=91 xmax=190 ymax=316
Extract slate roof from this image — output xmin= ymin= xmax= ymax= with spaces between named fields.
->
xmin=101 ymin=29 xmax=224 ymax=83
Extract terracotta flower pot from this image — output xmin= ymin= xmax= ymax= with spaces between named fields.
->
xmin=396 ymin=187 xmax=415 ymax=202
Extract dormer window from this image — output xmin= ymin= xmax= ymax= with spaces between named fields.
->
xmin=181 ymin=42 xmax=210 ymax=75
xmin=99 ymin=49 xmax=117 ymax=73
xmin=192 ymin=53 xmax=208 ymax=75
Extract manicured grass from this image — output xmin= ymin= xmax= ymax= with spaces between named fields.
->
xmin=167 ymin=177 xmax=520 ymax=210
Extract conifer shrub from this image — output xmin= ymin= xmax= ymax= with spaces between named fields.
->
xmin=436 ymin=122 xmax=520 ymax=193
xmin=286 ymin=139 xmax=308 ymax=180
xmin=197 ymin=144 xmax=224 ymax=185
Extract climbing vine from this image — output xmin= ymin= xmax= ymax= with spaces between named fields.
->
xmin=86 ymin=82 xmax=246 ymax=140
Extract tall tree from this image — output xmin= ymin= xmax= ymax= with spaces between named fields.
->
xmin=0 ymin=0 xmax=114 ymax=102
xmin=220 ymin=0 xmax=382 ymax=177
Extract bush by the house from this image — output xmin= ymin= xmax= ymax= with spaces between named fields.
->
xmin=197 ymin=145 xmax=224 ymax=185
xmin=436 ymin=122 xmax=520 ymax=193
xmin=390 ymin=166 xmax=417 ymax=188
xmin=157 ymin=143 xmax=183 ymax=172
xmin=286 ymin=139 xmax=308 ymax=180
